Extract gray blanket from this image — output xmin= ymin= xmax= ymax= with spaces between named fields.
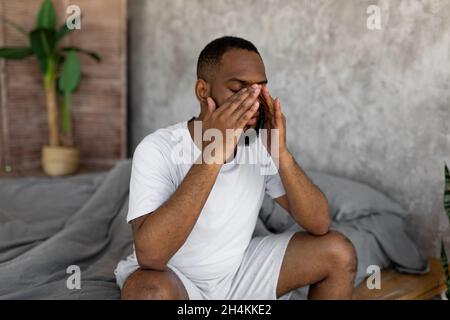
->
xmin=0 ymin=160 xmax=428 ymax=299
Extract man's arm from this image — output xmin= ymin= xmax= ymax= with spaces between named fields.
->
xmin=275 ymin=151 xmax=331 ymax=235
xmin=132 ymin=162 xmax=222 ymax=271
xmin=132 ymin=85 xmax=262 ymax=271
xmin=260 ymin=85 xmax=330 ymax=235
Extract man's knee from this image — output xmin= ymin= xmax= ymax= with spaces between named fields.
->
xmin=121 ymin=270 xmax=184 ymax=300
xmin=122 ymin=282 xmax=173 ymax=300
xmin=323 ymin=231 xmax=357 ymax=275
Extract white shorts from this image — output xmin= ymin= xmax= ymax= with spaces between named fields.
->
xmin=114 ymin=230 xmax=297 ymax=300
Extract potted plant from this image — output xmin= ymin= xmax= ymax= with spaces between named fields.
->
xmin=441 ymin=164 xmax=450 ymax=300
xmin=0 ymin=0 xmax=100 ymax=176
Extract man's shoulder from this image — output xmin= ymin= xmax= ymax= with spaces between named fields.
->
xmin=134 ymin=121 xmax=187 ymax=156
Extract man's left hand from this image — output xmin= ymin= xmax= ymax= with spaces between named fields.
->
xmin=260 ymin=85 xmax=288 ymax=158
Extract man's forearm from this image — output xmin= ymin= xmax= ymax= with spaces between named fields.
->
xmin=133 ymin=161 xmax=222 ymax=270
xmin=278 ymin=151 xmax=331 ymax=235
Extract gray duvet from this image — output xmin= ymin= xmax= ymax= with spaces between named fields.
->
xmin=0 ymin=160 xmax=428 ymax=299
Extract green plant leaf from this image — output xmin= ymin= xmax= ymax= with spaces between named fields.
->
xmin=445 ymin=163 xmax=450 ymax=223
xmin=37 ymin=0 xmax=56 ymax=30
xmin=60 ymin=92 xmax=71 ymax=134
xmin=59 ymin=50 xmax=81 ymax=93
xmin=60 ymin=46 xmax=101 ymax=62
xmin=0 ymin=47 xmax=33 ymax=59
xmin=56 ymin=11 xmax=85 ymax=42
xmin=58 ymin=51 xmax=80 ymax=138
xmin=29 ymin=28 xmax=56 ymax=73
xmin=56 ymin=23 xmax=73 ymax=42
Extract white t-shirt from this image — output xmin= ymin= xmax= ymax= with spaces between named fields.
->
xmin=127 ymin=120 xmax=286 ymax=285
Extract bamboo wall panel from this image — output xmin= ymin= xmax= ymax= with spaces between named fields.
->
xmin=0 ymin=0 xmax=127 ymax=175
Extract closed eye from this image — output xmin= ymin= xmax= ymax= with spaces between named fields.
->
xmin=230 ymin=85 xmax=248 ymax=94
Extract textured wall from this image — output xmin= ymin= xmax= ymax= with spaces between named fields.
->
xmin=128 ymin=0 xmax=450 ymax=256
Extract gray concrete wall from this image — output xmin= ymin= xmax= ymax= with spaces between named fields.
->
xmin=128 ymin=0 xmax=450 ymax=256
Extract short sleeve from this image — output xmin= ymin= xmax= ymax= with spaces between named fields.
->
xmin=265 ymin=171 xmax=286 ymax=199
xmin=127 ymin=140 xmax=176 ymax=223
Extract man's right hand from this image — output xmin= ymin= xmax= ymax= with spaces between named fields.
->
xmin=200 ymin=84 xmax=261 ymax=164
xmin=133 ymin=86 xmax=262 ymax=268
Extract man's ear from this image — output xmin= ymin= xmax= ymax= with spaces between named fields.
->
xmin=195 ymin=79 xmax=210 ymax=107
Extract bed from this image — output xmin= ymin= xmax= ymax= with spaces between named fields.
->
xmin=0 ymin=160 xmax=428 ymax=299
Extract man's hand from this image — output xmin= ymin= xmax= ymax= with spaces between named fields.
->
xmin=259 ymin=86 xmax=288 ymax=158
xmin=201 ymin=84 xmax=261 ymax=164
xmin=258 ymin=86 xmax=330 ymax=235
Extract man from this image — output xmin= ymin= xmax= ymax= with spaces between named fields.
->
xmin=115 ymin=36 xmax=357 ymax=300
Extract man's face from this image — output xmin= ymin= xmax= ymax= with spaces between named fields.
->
xmin=208 ymin=49 xmax=267 ymax=131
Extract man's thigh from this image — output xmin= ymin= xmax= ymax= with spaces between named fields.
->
xmin=226 ymin=231 xmax=297 ymax=300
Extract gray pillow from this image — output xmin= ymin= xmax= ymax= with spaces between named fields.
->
xmin=307 ymin=171 xmax=407 ymax=221
xmin=259 ymin=170 xmax=408 ymax=232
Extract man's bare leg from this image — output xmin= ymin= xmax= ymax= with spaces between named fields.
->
xmin=121 ymin=268 xmax=189 ymax=300
xmin=277 ymin=230 xmax=357 ymax=299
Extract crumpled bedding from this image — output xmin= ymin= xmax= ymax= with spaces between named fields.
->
xmin=0 ymin=160 xmax=428 ymax=299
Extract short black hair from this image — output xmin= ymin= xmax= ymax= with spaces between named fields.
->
xmin=197 ymin=36 xmax=260 ymax=81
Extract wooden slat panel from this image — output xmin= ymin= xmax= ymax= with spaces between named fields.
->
xmin=0 ymin=0 xmax=127 ymax=176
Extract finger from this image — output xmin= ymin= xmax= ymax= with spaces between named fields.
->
xmin=204 ymin=97 xmax=217 ymax=119
xmin=260 ymin=95 xmax=272 ymax=128
xmin=226 ymin=84 xmax=261 ymax=116
xmin=216 ymin=87 xmax=249 ymax=115
xmin=236 ymin=101 xmax=260 ymax=129
xmin=274 ymin=97 xmax=282 ymax=127
xmin=230 ymin=85 xmax=261 ymax=119
xmin=262 ymin=86 xmax=275 ymax=118
xmin=258 ymin=91 xmax=269 ymax=114
xmin=260 ymin=89 xmax=274 ymax=127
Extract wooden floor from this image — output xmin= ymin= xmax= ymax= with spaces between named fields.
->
xmin=352 ymin=258 xmax=447 ymax=300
